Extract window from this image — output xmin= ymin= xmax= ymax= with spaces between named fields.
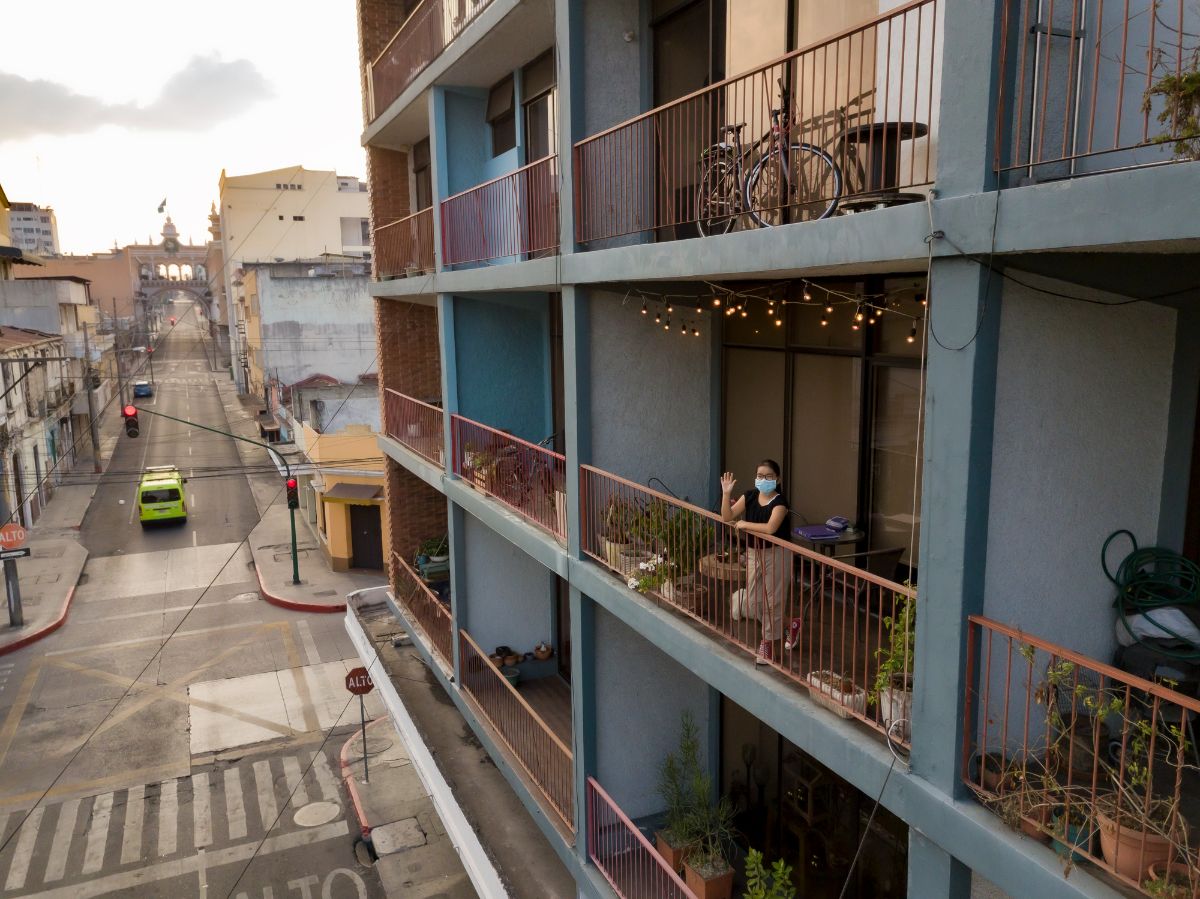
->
xmin=486 ymin=76 xmax=516 ymax=156
xmin=522 ymin=52 xmax=557 ymax=161
xmin=360 ymin=218 xmax=370 ymax=245
xmin=292 ymin=215 xmax=305 ymax=221
xmin=278 ymin=215 xmax=284 ymax=220
xmin=140 ymin=488 xmax=180 ymax=503
xmin=413 ymin=138 xmax=433 ymax=210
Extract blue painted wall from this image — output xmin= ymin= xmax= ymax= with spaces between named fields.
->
xmin=453 ymin=293 xmax=552 ymax=443
xmin=443 ymin=89 xmax=490 ymax=197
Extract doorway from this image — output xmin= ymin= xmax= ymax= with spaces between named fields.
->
xmin=349 ymin=504 xmax=385 ymax=570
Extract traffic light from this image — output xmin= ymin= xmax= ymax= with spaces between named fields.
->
xmin=169 ymin=316 xmax=176 ymax=325
xmin=122 ymin=405 xmax=140 ymax=438
xmin=286 ymin=477 xmax=299 ymax=509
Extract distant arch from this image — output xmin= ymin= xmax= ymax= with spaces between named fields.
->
xmin=194 ymin=264 xmax=206 ymax=280
xmin=140 ymin=264 xmax=152 ymax=280
xmin=156 ymin=263 xmax=168 ymax=278
xmin=167 ymin=263 xmax=180 ymax=280
xmin=181 ymin=264 xmax=193 ymax=280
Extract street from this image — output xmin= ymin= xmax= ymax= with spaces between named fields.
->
xmin=0 ymin=300 xmax=384 ymax=898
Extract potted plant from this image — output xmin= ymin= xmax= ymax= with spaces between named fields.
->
xmin=632 ymin=500 xmax=715 ymax=610
xmin=871 ymin=591 xmax=915 ymax=741
xmin=742 ymin=849 xmax=796 ymax=899
xmin=806 ymin=670 xmax=867 ymax=720
xmin=601 ymin=497 xmax=640 ymax=570
xmin=1142 ymin=33 xmax=1200 ymax=160
xmin=1050 ymin=801 xmax=1096 ymax=864
xmin=681 ymin=792 xmax=737 ymax=899
xmin=655 ymin=711 xmax=704 ymax=871
xmin=1146 ymin=861 xmax=1198 ymax=899
xmin=417 ymin=535 xmax=449 ymax=564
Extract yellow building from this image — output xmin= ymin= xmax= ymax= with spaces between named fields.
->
xmin=300 ymin=422 xmax=388 ymax=572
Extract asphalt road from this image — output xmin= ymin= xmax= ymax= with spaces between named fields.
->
xmin=0 ymin=300 xmax=384 ymax=898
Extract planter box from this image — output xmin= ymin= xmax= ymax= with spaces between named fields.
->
xmin=683 ymin=861 xmax=734 ymax=899
xmin=806 ymin=671 xmax=867 ymax=719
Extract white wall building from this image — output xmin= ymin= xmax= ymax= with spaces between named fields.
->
xmin=7 ymin=203 xmax=60 ymax=257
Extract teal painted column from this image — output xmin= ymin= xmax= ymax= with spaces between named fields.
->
xmin=909 ymin=2 xmax=1006 ymax=894
xmin=562 ymin=287 xmax=590 ymax=560
xmin=569 ymin=585 xmax=596 ymax=851
xmin=437 ymin=292 xmax=464 ymax=677
xmin=429 ymin=87 xmax=450 ymax=273
xmin=554 ymin=0 xmax=583 ymax=255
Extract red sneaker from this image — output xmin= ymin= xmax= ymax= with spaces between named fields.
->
xmin=756 ymin=640 xmax=773 ymax=666
xmin=784 ymin=618 xmax=802 ymax=651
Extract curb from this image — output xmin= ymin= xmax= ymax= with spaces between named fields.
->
xmin=254 ymin=563 xmax=346 ymax=614
xmin=0 ymin=585 xmax=75 ymax=657
xmin=339 ymin=716 xmax=390 ymax=841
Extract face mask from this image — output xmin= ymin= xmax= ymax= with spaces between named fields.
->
xmin=755 ymin=478 xmax=777 ymax=494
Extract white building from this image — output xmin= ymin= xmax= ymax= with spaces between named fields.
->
xmin=7 ymin=203 xmax=60 ymax=257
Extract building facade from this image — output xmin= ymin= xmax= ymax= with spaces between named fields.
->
xmin=356 ymin=2 xmax=1200 ymax=898
xmin=7 ymin=202 xmax=59 ymax=257
xmin=215 ymin=166 xmax=371 ymax=391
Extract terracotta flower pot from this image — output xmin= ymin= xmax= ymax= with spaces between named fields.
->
xmin=683 ymin=859 xmax=734 ymax=899
xmin=1147 ymin=862 xmax=1199 ymax=899
xmin=654 ymin=832 xmax=689 ymax=872
xmin=1097 ymin=807 xmax=1174 ymax=880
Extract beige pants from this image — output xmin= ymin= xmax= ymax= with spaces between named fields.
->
xmin=746 ymin=544 xmax=786 ymax=641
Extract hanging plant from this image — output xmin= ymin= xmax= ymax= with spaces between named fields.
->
xmin=1142 ymin=23 xmax=1200 ymax=159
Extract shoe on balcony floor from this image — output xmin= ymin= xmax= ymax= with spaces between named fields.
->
xmin=784 ymin=618 xmax=802 ymax=651
xmin=756 ymin=640 xmax=773 ymax=666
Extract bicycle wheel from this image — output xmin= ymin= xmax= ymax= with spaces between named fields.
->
xmin=696 ymin=152 xmax=742 ymax=236
xmin=746 ymin=143 xmax=841 ymax=227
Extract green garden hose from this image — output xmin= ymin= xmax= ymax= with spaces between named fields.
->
xmin=1103 ymin=529 xmax=1200 ymax=660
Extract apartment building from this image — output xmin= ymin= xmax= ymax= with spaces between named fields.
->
xmin=352 ymin=1 xmax=1200 ymax=897
xmin=7 ymin=202 xmax=59 ymax=257
xmin=216 ymin=166 xmax=371 ymax=391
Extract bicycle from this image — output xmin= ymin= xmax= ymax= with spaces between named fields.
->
xmin=493 ymin=432 xmax=562 ymax=525
xmin=695 ymin=84 xmax=873 ymax=236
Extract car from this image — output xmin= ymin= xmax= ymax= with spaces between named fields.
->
xmin=138 ymin=466 xmax=187 ymax=526
xmin=133 ymin=380 xmax=153 ymax=397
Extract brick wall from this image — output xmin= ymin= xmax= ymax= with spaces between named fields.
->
xmin=356 ymin=0 xmax=413 ymax=125
xmin=385 ymin=457 xmax=448 ymax=584
xmin=367 ymin=146 xmax=412 ymax=281
xmin=376 ymin=298 xmax=440 ymax=402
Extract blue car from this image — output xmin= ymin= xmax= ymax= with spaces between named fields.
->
xmin=133 ymin=380 xmax=153 ymax=398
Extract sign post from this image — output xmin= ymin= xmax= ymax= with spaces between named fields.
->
xmin=345 ymin=666 xmax=375 ymax=783
xmin=0 ymin=523 xmax=27 ymax=627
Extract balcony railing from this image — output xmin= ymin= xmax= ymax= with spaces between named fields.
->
xmin=374 ymin=209 xmax=435 ymax=279
xmin=369 ymin=0 xmax=496 ymax=119
xmin=450 ymin=414 xmax=566 ymax=541
xmin=581 ymin=466 xmax=915 ymax=745
xmin=459 ymin=629 xmax=575 ymax=832
xmin=964 ymin=616 xmax=1200 ymax=896
xmin=996 ymin=0 xmax=1200 ymax=179
xmin=391 ymin=551 xmax=453 ymax=665
xmin=587 ymin=777 xmax=697 ymax=899
xmin=383 ymin=388 xmax=444 ymax=468
xmin=440 ymin=155 xmax=559 ymax=266
xmin=573 ymin=0 xmax=940 ymax=245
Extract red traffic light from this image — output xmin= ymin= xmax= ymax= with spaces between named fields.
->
xmin=169 ymin=317 xmax=176 ymax=325
xmin=123 ymin=405 xmax=136 ymax=417
xmin=286 ymin=478 xmax=297 ymax=489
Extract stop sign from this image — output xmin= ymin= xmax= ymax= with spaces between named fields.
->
xmin=345 ymin=667 xmax=374 ymax=695
xmin=0 ymin=524 xmax=27 ymax=551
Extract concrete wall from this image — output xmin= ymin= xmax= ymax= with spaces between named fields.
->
xmin=580 ymin=0 xmax=644 ymax=136
xmin=0 ymin=280 xmax=88 ymax=336
xmin=588 ymin=287 xmax=714 ymax=504
xmin=256 ymin=271 xmax=377 ymax=387
xmin=462 ymin=511 xmax=555 ymax=654
xmin=982 ymin=282 xmax=1177 ymax=663
xmin=594 ymin=603 xmax=712 ymax=819
xmin=443 ymin=90 xmax=492 ymax=197
xmin=454 ymin=294 xmax=551 ymax=443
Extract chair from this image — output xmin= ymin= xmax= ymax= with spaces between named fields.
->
xmin=803 ymin=546 xmax=905 ymax=613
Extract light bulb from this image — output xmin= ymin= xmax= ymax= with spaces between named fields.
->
xmin=907 ymin=326 xmax=917 ymax=344
xmin=664 ymin=317 xmax=671 ymax=331
xmin=726 ymin=306 xmax=735 ymax=317
xmin=695 ymin=303 xmax=702 ymax=314
xmin=851 ymin=322 xmax=860 ymax=331
xmin=820 ymin=317 xmax=828 ymax=327
xmin=654 ymin=312 xmax=662 ymax=324
xmin=803 ymin=288 xmax=813 ymax=301
xmin=854 ymin=307 xmax=865 ymax=323
xmin=774 ymin=318 xmax=783 ymax=327
xmin=824 ymin=304 xmax=834 ymax=314
xmin=867 ymin=315 xmax=876 ymax=325
xmin=666 ymin=302 xmax=674 ymax=314
xmin=768 ymin=298 xmax=775 ymax=307
xmin=641 ymin=302 xmax=647 ymax=315
xmin=917 ymin=292 xmax=927 ymax=306
xmin=692 ymin=327 xmax=700 ymax=337
xmin=712 ymin=297 xmax=722 ymax=307
xmin=680 ymin=321 xmax=687 ymax=334
xmin=740 ymin=309 xmax=748 ymax=318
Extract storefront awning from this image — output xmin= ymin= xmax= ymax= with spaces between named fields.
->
xmin=321 ymin=483 xmax=383 ymax=504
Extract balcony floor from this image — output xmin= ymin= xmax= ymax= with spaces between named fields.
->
xmin=518 ymin=675 xmax=572 ymax=745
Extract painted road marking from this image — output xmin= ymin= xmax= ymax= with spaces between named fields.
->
xmin=43 ymin=797 xmax=80 ymax=882
xmin=157 ymin=778 xmax=178 ymax=857
xmin=310 ymin=751 xmax=340 ymax=802
xmin=119 ymin=784 xmax=143 ymax=865
xmin=223 ymin=768 xmax=247 ymax=841
xmin=5 ymin=805 xmax=44 ymax=891
xmin=81 ymin=791 xmax=112 ymax=874
xmin=191 ymin=772 xmax=212 ymax=848
xmin=252 ymin=760 xmax=277 ymax=832
xmin=297 ymin=620 xmax=321 ymax=666
xmin=282 ymin=756 xmax=309 ymax=809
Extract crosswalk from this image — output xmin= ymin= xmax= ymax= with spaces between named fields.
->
xmin=0 ymin=748 xmax=345 ymax=895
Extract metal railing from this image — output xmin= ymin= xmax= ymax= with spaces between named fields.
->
xmin=369 ymin=0 xmax=497 ymax=119
xmin=964 ymin=616 xmax=1200 ymax=895
xmin=459 ymin=629 xmax=575 ymax=832
xmin=581 ymin=466 xmax=915 ymax=745
xmin=383 ymin=388 xmax=444 ymax=468
xmin=996 ymin=0 xmax=1200 ymax=178
xmin=374 ymin=209 xmax=435 ymax=279
xmin=573 ymin=0 xmax=940 ymax=245
xmin=440 ymin=155 xmax=560 ymax=266
xmin=451 ymin=414 xmax=566 ymax=540
xmin=587 ymin=777 xmax=697 ymax=899
xmin=391 ymin=551 xmax=453 ymax=665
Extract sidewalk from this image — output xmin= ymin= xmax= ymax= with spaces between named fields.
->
xmin=341 ymin=717 xmax=477 ymax=898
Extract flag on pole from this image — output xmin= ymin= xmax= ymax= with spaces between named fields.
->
xmin=157 ymin=198 xmax=167 ymax=213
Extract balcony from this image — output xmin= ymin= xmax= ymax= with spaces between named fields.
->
xmin=374 ymin=209 xmax=435 ymax=279
xmin=573 ymin=0 xmax=940 ymax=246
xmin=996 ymin=0 xmax=1200 ymax=181
xmin=440 ymin=155 xmax=559 ymax=268
xmin=383 ymin=388 xmax=444 ymax=467
xmin=964 ymin=616 xmax=1200 ymax=896
xmin=369 ymin=0 xmax=497 ymax=120
xmin=581 ymin=466 xmax=915 ymax=747
xmin=586 ymin=777 xmax=697 ymax=899
xmin=450 ymin=413 xmax=566 ymax=542
xmin=458 ymin=629 xmax=574 ymax=834
xmin=391 ymin=551 xmax=453 ymax=665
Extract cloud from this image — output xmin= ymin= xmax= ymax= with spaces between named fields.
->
xmin=0 ymin=55 xmax=273 ymax=142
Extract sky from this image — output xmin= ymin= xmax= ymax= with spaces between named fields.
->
xmin=0 ymin=0 xmax=366 ymax=255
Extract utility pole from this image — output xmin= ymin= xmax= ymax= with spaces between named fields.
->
xmin=0 ymin=467 xmax=22 ymax=628
xmin=81 ymin=323 xmax=102 ymax=474
xmin=111 ymin=298 xmax=125 ymax=406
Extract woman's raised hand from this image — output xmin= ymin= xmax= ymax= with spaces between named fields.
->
xmin=720 ymin=472 xmax=736 ymax=496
